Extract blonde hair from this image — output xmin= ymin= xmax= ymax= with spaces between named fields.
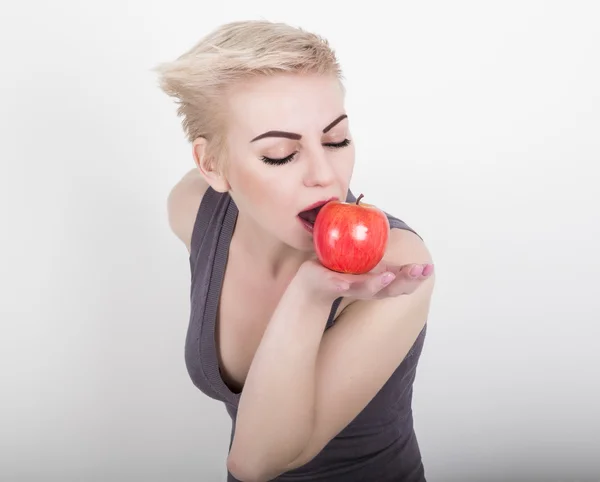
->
xmin=153 ymin=20 xmax=344 ymax=172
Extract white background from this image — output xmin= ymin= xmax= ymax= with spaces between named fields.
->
xmin=1 ymin=1 xmax=599 ymax=481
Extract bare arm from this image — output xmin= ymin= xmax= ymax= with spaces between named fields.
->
xmin=227 ymin=279 xmax=333 ymax=481
xmin=227 ymin=229 xmax=435 ymax=481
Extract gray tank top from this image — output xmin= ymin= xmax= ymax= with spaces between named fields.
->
xmin=185 ymin=187 xmax=428 ymax=481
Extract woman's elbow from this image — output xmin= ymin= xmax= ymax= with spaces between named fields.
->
xmin=227 ymin=454 xmax=269 ymax=482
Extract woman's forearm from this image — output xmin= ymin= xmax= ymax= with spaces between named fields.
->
xmin=227 ymin=277 xmax=333 ymax=480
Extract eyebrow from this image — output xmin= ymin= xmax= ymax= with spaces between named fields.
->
xmin=250 ymin=114 xmax=348 ymax=142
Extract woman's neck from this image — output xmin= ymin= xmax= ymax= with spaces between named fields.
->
xmin=231 ymin=210 xmax=311 ymax=281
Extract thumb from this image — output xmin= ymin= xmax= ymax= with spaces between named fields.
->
xmin=297 ymin=259 xmax=353 ymax=297
xmin=316 ymin=265 xmax=386 ymax=295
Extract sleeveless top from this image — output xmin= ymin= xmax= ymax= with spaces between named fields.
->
xmin=185 ymin=187 xmax=428 ymax=481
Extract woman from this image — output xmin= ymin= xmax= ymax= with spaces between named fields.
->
xmin=156 ymin=20 xmax=435 ymax=482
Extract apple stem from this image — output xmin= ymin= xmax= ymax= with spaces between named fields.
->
xmin=356 ymin=193 xmax=364 ymax=205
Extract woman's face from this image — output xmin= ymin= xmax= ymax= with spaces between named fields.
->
xmin=221 ymin=73 xmax=355 ymax=252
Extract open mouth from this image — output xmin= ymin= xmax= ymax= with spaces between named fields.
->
xmin=297 ymin=198 xmax=336 ymax=231
xmin=298 ymin=205 xmax=323 ymax=226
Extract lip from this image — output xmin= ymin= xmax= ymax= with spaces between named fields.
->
xmin=299 ymin=196 xmax=339 ymax=214
xmin=298 ymin=217 xmax=314 ymax=233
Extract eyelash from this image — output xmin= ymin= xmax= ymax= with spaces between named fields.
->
xmin=261 ymin=138 xmax=352 ymax=166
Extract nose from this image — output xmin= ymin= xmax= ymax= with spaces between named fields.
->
xmin=303 ymin=148 xmax=336 ymax=188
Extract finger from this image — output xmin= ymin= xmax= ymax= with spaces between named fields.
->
xmin=408 ymin=264 xmax=424 ymax=278
xmin=388 ymin=278 xmax=421 ymax=296
xmin=328 ymin=269 xmax=378 ymax=287
xmin=381 ymin=264 xmax=431 ymax=296
xmin=399 ymin=263 xmax=434 ymax=280
xmin=402 ymin=264 xmax=434 ymax=286
xmin=347 ymin=271 xmax=396 ymax=297
xmin=325 ymin=270 xmax=376 ymax=292
xmin=420 ymin=263 xmax=434 ymax=279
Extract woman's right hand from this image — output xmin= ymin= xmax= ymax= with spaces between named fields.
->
xmin=294 ymin=257 xmax=434 ymax=304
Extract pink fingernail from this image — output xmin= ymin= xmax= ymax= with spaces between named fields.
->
xmin=409 ymin=265 xmax=423 ymax=277
xmin=422 ymin=264 xmax=434 ymax=276
xmin=336 ymin=281 xmax=350 ymax=292
xmin=381 ymin=273 xmax=396 ymax=286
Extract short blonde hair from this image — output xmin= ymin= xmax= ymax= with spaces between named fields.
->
xmin=154 ymin=20 xmax=344 ymax=171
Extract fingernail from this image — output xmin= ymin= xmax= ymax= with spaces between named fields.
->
xmin=409 ymin=265 xmax=423 ymax=277
xmin=422 ymin=264 xmax=434 ymax=276
xmin=381 ymin=273 xmax=396 ymax=286
xmin=335 ymin=281 xmax=350 ymax=292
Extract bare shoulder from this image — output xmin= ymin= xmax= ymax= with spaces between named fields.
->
xmin=384 ymin=227 xmax=432 ymax=265
xmin=334 ymin=227 xmax=433 ymax=318
xmin=167 ymin=168 xmax=209 ymax=252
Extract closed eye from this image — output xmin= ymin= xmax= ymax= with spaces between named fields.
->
xmin=323 ymin=138 xmax=351 ymax=149
xmin=261 ymin=152 xmax=297 ymax=166
xmin=261 ymin=138 xmax=352 ymax=166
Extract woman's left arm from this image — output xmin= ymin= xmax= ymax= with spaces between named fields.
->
xmin=228 ymin=229 xmax=435 ymax=482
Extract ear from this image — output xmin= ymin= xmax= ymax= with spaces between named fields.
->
xmin=192 ymin=137 xmax=230 ymax=193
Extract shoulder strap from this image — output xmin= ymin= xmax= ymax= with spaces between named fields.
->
xmin=189 ymin=187 xmax=223 ymax=270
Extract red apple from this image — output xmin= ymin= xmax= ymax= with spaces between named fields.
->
xmin=312 ymin=193 xmax=390 ymax=274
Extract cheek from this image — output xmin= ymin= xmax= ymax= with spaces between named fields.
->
xmin=228 ymin=159 xmax=294 ymax=211
xmin=335 ymin=148 xmax=355 ymax=182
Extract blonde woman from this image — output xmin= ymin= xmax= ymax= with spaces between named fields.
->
xmin=157 ymin=20 xmax=435 ymax=482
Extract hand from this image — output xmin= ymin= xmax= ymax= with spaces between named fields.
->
xmin=295 ymin=257 xmax=434 ymax=303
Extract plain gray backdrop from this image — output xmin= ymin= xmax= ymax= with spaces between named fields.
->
xmin=1 ymin=1 xmax=599 ymax=481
